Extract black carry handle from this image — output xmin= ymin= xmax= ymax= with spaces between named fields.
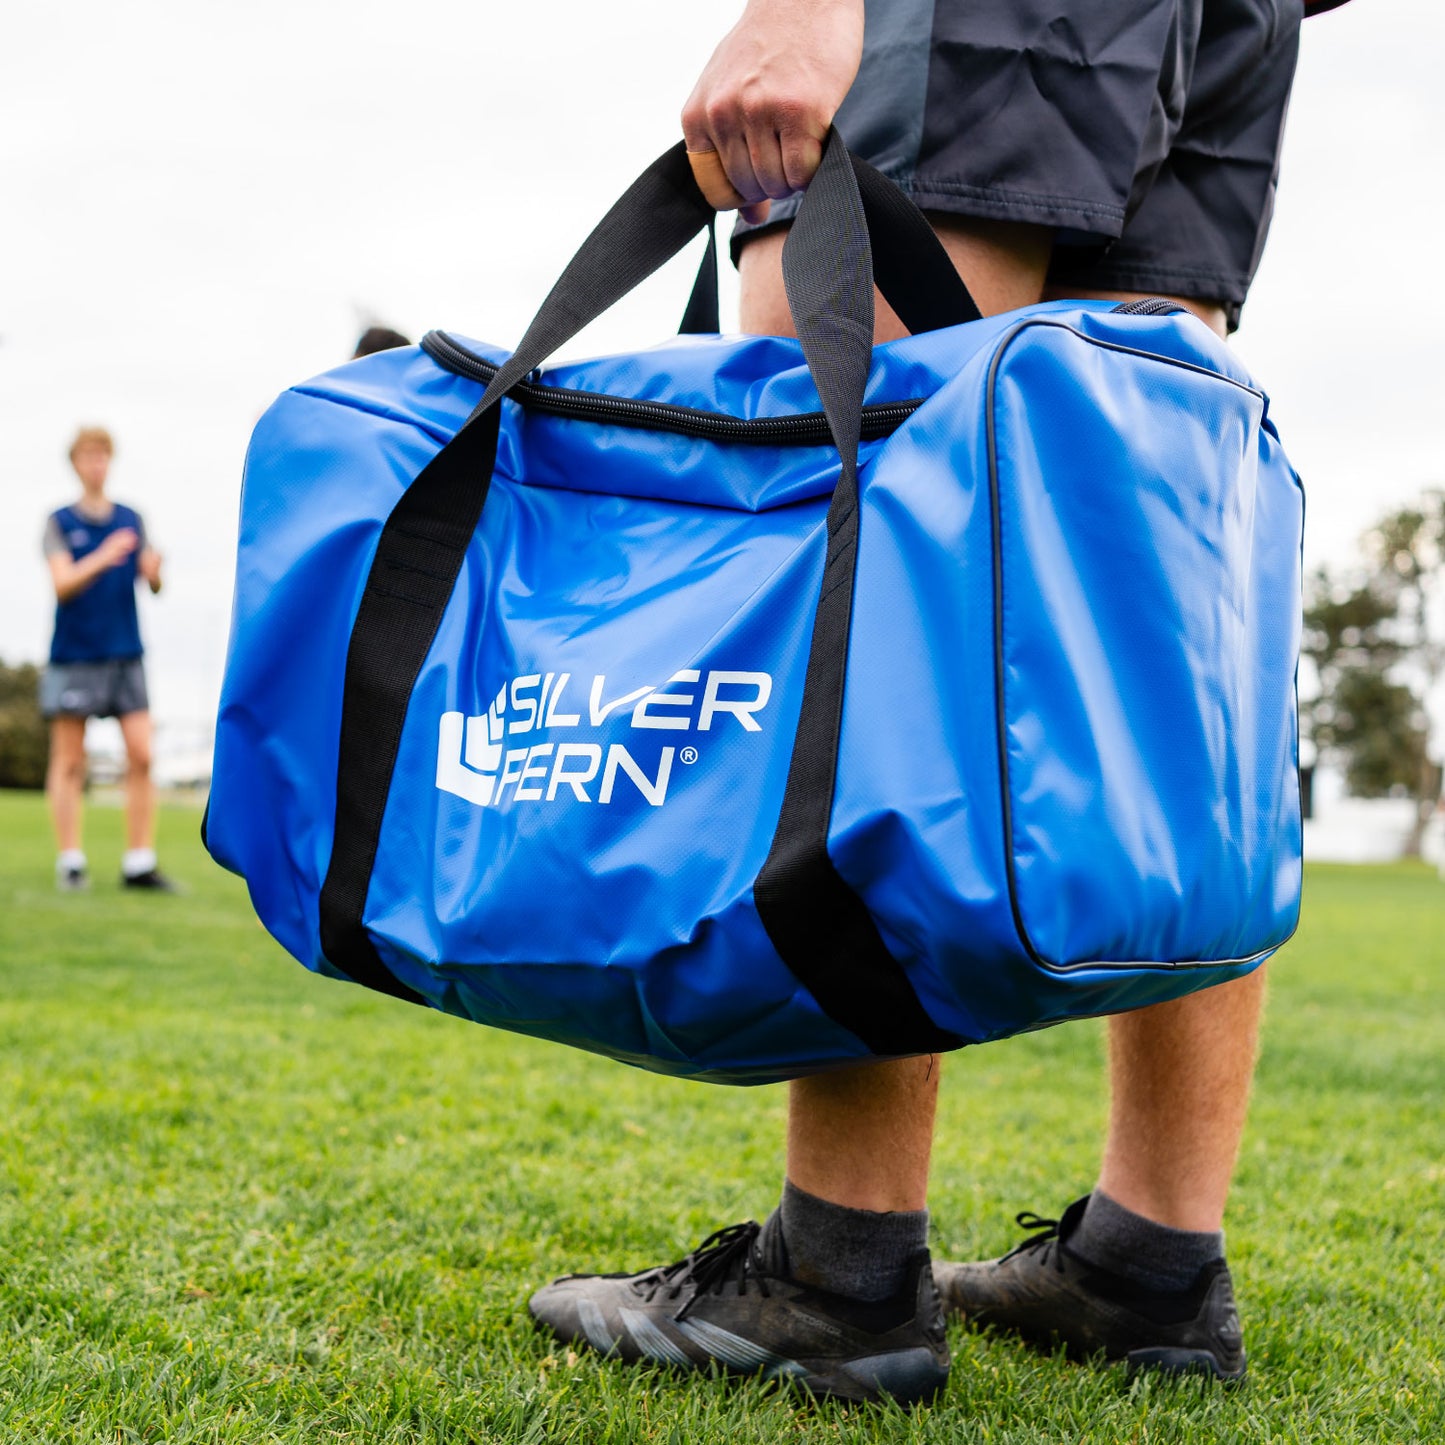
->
xmin=679 ymin=220 xmax=721 ymax=335
xmin=680 ymin=155 xmax=982 ymax=337
xmin=319 ymin=132 xmax=965 ymax=1055
xmin=752 ymin=134 xmax=963 ymax=1055
xmin=470 ymin=137 xmax=979 ymax=414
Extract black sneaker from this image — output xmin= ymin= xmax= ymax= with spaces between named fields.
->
xmin=121 ymin=867 xmax=179 ymax=893
xmin=528 ymin=1218 xmax=951 ymax=1405
xmin=56 ymin=864 xmax=89 ymax=892
xmin=933 ymin=1197 xmax=1245 ymax=1381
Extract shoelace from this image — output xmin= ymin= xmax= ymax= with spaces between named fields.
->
xmin=1000 ymin=1211 xmax=1067 ymax=1273
xmin=633 ymin=1222 xmax=770 ymax=1319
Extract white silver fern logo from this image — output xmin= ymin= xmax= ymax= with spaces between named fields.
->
xmin=436 ymin=669 xmax=771 ymax=810
xmin=436 ymin=685 xmax=508 ymax=807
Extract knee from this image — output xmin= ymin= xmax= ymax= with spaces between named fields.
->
xmin=127 ymin=748 xmax=153 ymax=780
xmin=48 ymin=751 xmax=86 ymax=787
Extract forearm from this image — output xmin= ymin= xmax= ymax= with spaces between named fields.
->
xmin=52 ymin=552 xmax=112 ymax=603
xmin=139 ymin=548 xmax=163 ymax=594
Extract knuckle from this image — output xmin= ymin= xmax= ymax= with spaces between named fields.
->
xmin=737 ymin=95 xmax=769 ymax=129
xmin=773 ymin=98 xmax=810 ymax=130
xmin=703 ymin=97 xmax=738 ymax=133
xmin=680 ymin=96 xmax=708 ymax=142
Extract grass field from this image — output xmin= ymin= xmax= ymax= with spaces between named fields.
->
xmin=0 ymin=790 xmax=1440 ymax=1443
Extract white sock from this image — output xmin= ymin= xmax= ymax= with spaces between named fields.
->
xmin=122 ymin=848 xmax=158 ymax=878
xmin=57 ymin=849 xmax=87 ymax=873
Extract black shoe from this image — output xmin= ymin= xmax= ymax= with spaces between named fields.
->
xmin=121 ymin=867 xmax=179 ymax=893
xmin=56 ymin=864 xmax=90 ymax=893
xmin=933 ymin=1197 xmax=1246 ymax=1381
xmin=528 ymin=1218 xmax=951 ymax=1405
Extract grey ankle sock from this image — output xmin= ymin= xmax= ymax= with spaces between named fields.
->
xmin=1070 ymin=1189 xmax=1225 ymax=1293
xmin=774 ymin=1180 xmax=929 ymax=1303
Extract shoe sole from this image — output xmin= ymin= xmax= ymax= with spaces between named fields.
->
xmin=803 ymin=1346 xmax=951 ymax=1405
xmin=1125 ymin=1346 xmax=1246 ymax=1383
xmin=960 ymin=1317 xmax=1246 ymax=1385
xmin=534 ymin=1313 xmax=948 ymax=1407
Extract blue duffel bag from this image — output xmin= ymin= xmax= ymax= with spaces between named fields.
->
xmin=205 ymin=134 xmax=1303 ymax=1085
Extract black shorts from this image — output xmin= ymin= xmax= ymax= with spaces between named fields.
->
xmin=40 ymin=657 xmax=149 ymax=720
xmin=735 ymin=0 xmax=1302 ymax=329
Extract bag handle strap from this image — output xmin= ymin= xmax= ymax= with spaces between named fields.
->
xmin=753 ymin=132 xmax=961 ymax=1055
xmin=678 ymin=158 xmax=982 ymax=337
xmin=679 ymin=220 xmax=722 ymax=335
xmin=320 ymin=133 xmax=963 ymax=1054
xmin=466 ymin=139 xmax=981 ymax=392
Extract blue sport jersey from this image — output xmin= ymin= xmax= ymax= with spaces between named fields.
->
xmin=46 ymin=503 xmax=146 ymax=663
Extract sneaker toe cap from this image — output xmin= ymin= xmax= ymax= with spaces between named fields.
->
xmin=528 ymin=1278 xmax=614 ymax=1353
xmin=527 ymin=1279 xmax=575 ymax=1329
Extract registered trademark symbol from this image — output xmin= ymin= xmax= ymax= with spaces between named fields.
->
xmin=680 ymin=746 xmax=699 ymax=766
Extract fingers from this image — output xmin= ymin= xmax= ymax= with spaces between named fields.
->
xmin=683 ymin=95 xmax=769 ymax=214
xmin=745 ymin=122 xmax=794 ymax=203
xmin=781 ymin=130 xmax=824 ymax=194
xmin=684 ymin=104 xmax=822 ymax=216
xmin=685 ymin=143 xmax=779 ymax=228
xmin=686 ymin=148 xmax=748 ymax=211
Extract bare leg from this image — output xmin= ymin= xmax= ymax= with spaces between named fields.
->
xmin=740 ymin=214 xmax=1052 ymax=1211
xmin=787 ymin=1056 xmax=941 ymax=1211
xmin=117 ymin=709 xmax=156 ymax=852
xmin=46 ymin=716 xmax=87 ymax=854
xmin=742 ymin=216 xmax=1052 ymax=340
xmin=1098 ymin=970 xmax=1266 ymax=1231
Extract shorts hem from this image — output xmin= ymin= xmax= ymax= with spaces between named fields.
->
xmin=901 ymin=178 xmax=1126 ymax=236
xmin=731 ymin=173 xmax=1125 ymax=262
xmin=41 ymin=706 xmax=151 ymax=720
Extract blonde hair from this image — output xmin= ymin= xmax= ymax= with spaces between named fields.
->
xmin=68 ymin=426 xmax=114 ymax=463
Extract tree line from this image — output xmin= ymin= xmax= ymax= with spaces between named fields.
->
xmin=1303 ymin=487 xmax=1444 ymax=849
xmin=0 ymin=661 xmax=47 ymax=789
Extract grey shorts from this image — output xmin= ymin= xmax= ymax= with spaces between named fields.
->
xmin=735 ymin=0 xmax=1302 ymax=329
xmin=40 ymin=657 xmax=149 ymax=720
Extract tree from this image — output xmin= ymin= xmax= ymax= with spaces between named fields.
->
xmin=0 ymin=660 xmax=49 ymax=790
xmin=1303 ymin=488 xmax=1444 ymax=850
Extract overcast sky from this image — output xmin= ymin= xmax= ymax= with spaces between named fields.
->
xmin=2 ymin=0 xmax=1440 ymax=754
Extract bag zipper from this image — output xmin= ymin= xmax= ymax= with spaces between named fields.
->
xmin=422 ymin=330 xmax=923 ymax=446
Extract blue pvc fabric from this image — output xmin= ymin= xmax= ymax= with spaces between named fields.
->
xmin=207 ymin=300 xmax=1303 ymax=1085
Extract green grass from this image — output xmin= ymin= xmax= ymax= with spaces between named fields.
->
xmin=0 ymin=790 xmax=1440 ymax=1443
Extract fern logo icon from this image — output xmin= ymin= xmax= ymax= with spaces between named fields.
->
xmin=435 ymin=686 xmax=507 ymax=806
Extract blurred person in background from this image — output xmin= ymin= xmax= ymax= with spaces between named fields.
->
xmin=41 ymin=426 xmax=176 ymax=893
